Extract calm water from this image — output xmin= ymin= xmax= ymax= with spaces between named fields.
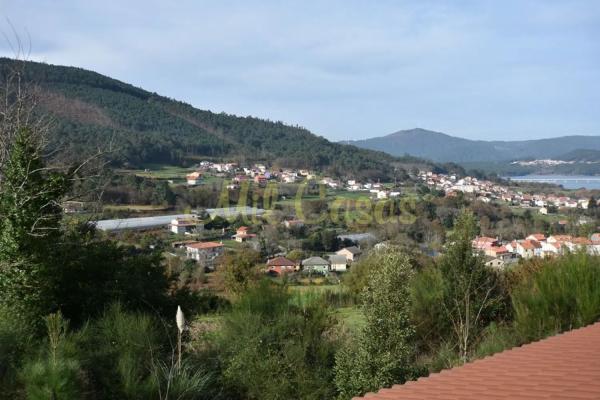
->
xmin=508 ymin=175 xmax=600 ymax=190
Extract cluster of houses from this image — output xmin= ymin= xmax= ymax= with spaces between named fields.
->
xmin=176 ymin=232 xmax=362 ymax=275
xmin=320 ymin=178 xmax=402 ymax=199
xmin=186 ymin=161 xmax=404 ymax=200
xmin=265 ymin=246 xmax=362 ymax=275
xmin=473 ymin=233 xmax=600 ymax=269
xmin=186 ymin=162 xmax=317 ymax=188
xmin=419 ymin=171 xmax=591 ymax=210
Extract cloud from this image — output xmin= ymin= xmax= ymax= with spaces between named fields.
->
xmin=0 ymin=0 xmax=598 ymax=140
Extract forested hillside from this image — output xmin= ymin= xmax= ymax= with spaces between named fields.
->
xmin=0 ymin=58 xmax=414 ymax=179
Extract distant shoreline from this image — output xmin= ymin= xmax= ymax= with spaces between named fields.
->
xmin=507 ymin=175 xmax=600 ymax=190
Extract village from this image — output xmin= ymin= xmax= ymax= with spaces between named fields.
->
xmin=418 ymin=170 xmax=592 ymax=211
xmin=473 ymin=232 xmax=600 ymax=269
xmin=84 ymin=160 xmax=600 ymax=284
xmin=186 ymin=161 xmax=403 ymax=198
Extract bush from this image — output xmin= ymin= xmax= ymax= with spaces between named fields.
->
xmin=21 ymin=358 xmax=81 ymax=400
xmin=78 ymin=303 xmax=165 ymax=399
xmin=20 ymin=312 xmax=83 ymax=400
xmin=216 ymin=281 xmax=337 ymax=400
xmin=512 ymin=253 xmax=600 ymax=342
xmin=0 ymin=306 xmax=35 ymax=398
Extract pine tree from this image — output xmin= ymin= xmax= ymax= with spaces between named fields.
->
xmin=0 ymin=127 xmax=70 ymax=319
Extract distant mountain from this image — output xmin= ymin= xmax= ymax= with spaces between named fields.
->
xmin=0 ymin=58 xmax=426 ymax=180
xmin=345 ymin=128 xmax=600 ymax=163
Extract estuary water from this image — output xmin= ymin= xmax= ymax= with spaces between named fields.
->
xmin=508 ymin=175 xmax=600 ymax=190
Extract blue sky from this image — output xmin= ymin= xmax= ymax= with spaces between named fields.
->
xmin=0 ymin=0 xmax=599 ymax=141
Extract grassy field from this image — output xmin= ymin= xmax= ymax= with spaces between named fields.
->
xmin=329 ymin=191 xmax=372 ymax=201
xmin=117 ymin=164 xmax=193 ymax=180
xmin=335 ymin=306 xmax=366 ymax=332
xmin=221 ymin=239 xmax=242 ymax=250
xmin=289 ymin=284 xmax=342 ymax=293
xmin=103 ymin=204 xmax=170 ymax=212
xmin=508 ymin=206 xmax=568 ymax=223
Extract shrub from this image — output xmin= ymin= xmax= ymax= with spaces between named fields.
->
xmin=512 ymin=253 xmax=600 ymax=342
xmin=20 ymin=312 xmax=83 ymax=400
xmin=0 ymin=306 xmax=35 ymax=398
xmin=217 ymin=281 xmax=337 ymax=400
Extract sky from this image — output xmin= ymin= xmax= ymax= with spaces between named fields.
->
xmin=0 ymin=0 xmax=599 ymax=141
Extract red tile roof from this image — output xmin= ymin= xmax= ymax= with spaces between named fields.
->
xmin=571 ymin=237 xmax=592 ymax=245
xmin=186 ymin=241 xmax=223 ymax=249
xmin=550 ymin=235 xmax=573 ymax=242
xmin=490 ymin=246 xmax=508 ymax=254
xmin=528 ymin=233 xmax=546 ymax=241
xmin=353 ymin=322 xmax=600 ymax=400
xmin=520 ymin=239 xmax=541 ymax=250
xmin=266 ymin=256 xmax=296 ymax=267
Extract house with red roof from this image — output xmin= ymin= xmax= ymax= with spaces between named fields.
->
xmin=186 ymin=171 xmax=202 ymax=185
xmin=471 ymin=236 xmax=499 ymax=251
xmin=185 ymin=241 xmax=224 ymax=269
xmin=541 ymin=241 xmax=562 ymax=257
xmin=526 ymin=233 xmax=546 ymax=242
xmin=233 ymin=226 xmax=257 ymax=243
xmin=511 ymin=239 xmax=541 ymax=259
xmin=266 ymin=257 xmax=297 ymax=275
xmin=565 ymin=237 xmax=593 ymax=253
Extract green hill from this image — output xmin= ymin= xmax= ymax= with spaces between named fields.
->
xmin=0 ymin=57 xmax=420 ymax=180
xmin=346 ymin=128 xmax=600 ymax=163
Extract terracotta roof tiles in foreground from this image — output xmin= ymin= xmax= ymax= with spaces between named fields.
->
xmin=354 ymin=322 xmax=600 ymax=400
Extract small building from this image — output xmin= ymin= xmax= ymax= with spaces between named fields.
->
xmin=485 ymin=257 xmax=506 ymax=269
xmin=336 ymin=246 xmax=362 ymax=263
xmin=565 ymin=237 xmax=592 ymax=253
xmin=328 ymin=254 xmax=348 ymax=272
xmin=484 ymin=245 xmax=508 ymax=258
xmin=185 ymin=241 xmax=224 ymax=269
xmin=541 ymin=241 xmax=562 ymax=257
xmin=472 ymin=236 xmax=499 ymax=251
xmin=513 ymin=240 xmax=541 ymax=259
xmin=170 ymin=218 xmax=203 ymax=235
xmin=186 ymin=171 xmax=202 ymax=185
xmin=232 ymin=226 xmax=257 ymax=243
xmin=302 ymin=256 xmax=330 ymax=274
xmin=266 ymin=257 xmax=296 ymax=275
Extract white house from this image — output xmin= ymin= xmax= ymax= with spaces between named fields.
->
xmin=541 ymin=241 xmax=562 ymax=257
xmin=170 ymin=218 xmax=203 ymax=235
xmin=376 ymin=190 xmax=388 ymax=199
xmin=336 ymin=246 xmax=362 ymax=263
xmin=186 ymin=172 xmax=202 ymax=185
xmin=328 ymin=255 xmax=348 ymax=272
